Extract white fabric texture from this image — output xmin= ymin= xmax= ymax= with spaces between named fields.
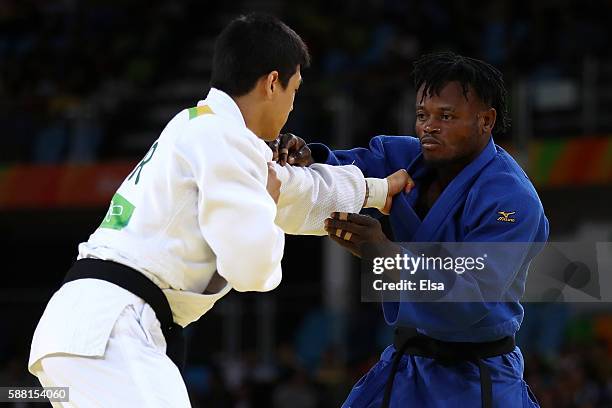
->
xmin=30 ymin=279 xmax=144 ymax=369
xmin=364 ymin=177 xmax=389 ymax=210
xmin=29 ymin=88 xmax=371 ymax=376
xmin=275 ymin=163 xmax=366 ymax=235
xmin=80 ymin=88 xmax=285 ymax=310
xmin=32 ymin=286 xmax=190 ymax=407
xmin=77 ymin=88 xmax=367 ymax=327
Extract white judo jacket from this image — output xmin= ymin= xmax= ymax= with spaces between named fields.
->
xmin=29 ymin=88 xmax=387 ymax=372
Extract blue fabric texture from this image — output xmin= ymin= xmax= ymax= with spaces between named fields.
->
xmin=310 ymin=136 xmax=548 ymax=407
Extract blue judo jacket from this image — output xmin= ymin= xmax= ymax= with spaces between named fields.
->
xmin=310 ymin=136 xmax=549 ymax=408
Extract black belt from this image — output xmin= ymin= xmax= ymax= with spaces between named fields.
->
xmin=382 ymin=327 xmax=516 ymax=408
xmin=63 ymin=258 xmax=186 ymax=372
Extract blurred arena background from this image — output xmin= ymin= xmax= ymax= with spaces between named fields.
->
xmin=1 ymin=0 xmax=611 ymax=407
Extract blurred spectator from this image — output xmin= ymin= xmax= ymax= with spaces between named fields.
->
xmin=2 ymin=2 xmax=612 ymax=407
xmin=272 ymin=368 xmax=318 ymax=408
xmin=5 ymin=0 xmax=612 ymax=164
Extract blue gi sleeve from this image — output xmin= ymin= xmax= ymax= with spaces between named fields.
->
xmin=386 ymin=178 xmax=549 ymax=334
xmin=309 ymin=136 xmax=421 ymax=178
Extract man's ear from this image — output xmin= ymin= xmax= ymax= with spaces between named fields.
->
xmin=263 ymin=71 xmax=280 ymax=99
xmin=479 ymin=107 xmax=497 ymax=136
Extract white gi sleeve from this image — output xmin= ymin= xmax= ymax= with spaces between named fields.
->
xmin=182 ymin=119 xmax=284 ymax=292
xmin=274 ymin=163 xmax=367 ymax=235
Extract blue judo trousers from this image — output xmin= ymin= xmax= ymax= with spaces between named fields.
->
xmin=310 ymin=136 xmax=549 ymax=408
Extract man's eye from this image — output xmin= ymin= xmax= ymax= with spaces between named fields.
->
xmin=441 ymin=114 xmax=452 ymax=120
xmin=416 ymin=113 xmax=426 ymax=120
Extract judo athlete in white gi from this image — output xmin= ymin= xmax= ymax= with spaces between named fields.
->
xmin=275 ymin=52 xmax=549 ymax=408
xmin=28 ymin=14 xmax=412 ymax=407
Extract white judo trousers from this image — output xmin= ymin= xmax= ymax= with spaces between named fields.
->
xmin=34 ymin=293 xmax=190 ymax=407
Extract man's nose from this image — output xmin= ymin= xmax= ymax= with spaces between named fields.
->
xmin=424 ymin=124 xmax=441 ymax=134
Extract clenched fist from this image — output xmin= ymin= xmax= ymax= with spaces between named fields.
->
xmin=382 ymin=169 xmax=414 ymax=214
xmin=268 ymin=133 xmax=313 ymax=167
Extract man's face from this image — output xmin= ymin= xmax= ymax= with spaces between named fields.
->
xmin=262 ymin=66 xmax=301 ymax=141
xmin=415 ymin=81 xmax=490 ymax=167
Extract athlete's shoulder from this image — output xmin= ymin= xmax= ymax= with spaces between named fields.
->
xmin=179 ymin=106 xmax=269 ymax=165
xmin=374 ymin=135 xmax=421 ymax=149
xmin=158 ymin=105 xmax=219 ymax=138
xmin=476 ymin=145 xmax=540 ymax=199
xmin=182 ymin=104 xmax=224 ymax=131
xmin=371 ymin=135 xmax=422 ymax=165
xmin=179 ymin=105 xmax=257 ymax=145
xmin=465 ymin=155 xmax=546 ymax=240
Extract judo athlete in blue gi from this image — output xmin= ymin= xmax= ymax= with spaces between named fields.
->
xmin=275 ymin=52 xmax=549 ymax=408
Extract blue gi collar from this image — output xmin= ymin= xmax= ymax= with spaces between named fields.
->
xmin=390 ymin=137 xmax=498 ymax=242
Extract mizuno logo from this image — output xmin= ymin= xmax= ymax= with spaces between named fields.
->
xmin=497 ymin=211 xmax=516 ymax=222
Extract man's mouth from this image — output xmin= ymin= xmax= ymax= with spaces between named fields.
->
xmin=420 ymin=136 xmax=440 ymax=150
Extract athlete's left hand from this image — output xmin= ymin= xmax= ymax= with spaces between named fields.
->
xmin=267 ymin=133 xmax=313 ymax=167
xmin=324 ymin=212 xmax=401 ymax=259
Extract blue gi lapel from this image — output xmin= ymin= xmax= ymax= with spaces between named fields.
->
xmin=412 ymin=138 xmax=497 ymax=241
xmin=389 ymin=138 xmax=497 ymax=242
xmin=388 ymin=193 xmax=421 ymax=241
xmin=387 ymin=147 xmax=433 ymax=241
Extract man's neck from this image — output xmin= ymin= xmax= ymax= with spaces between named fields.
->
xmin=233 ymin=94 xmax=265 ymax=139
xmin=433 ymin=138 xmax=489 ymax=189
xmin=434 ymin=160 xmax=468 ymax=190
xmin=415 ymin=161 xmax=468 ymax=219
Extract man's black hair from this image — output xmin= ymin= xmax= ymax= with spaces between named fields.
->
xmin=210 ymin=13 xmax=310 ymax=97
xmin=413 ymin=51 xmax=510 ymax=135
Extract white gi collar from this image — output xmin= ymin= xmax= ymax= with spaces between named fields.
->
xmin=198 ymin=88 xmax=246 ymax=128
xmin=197 ymin=87 xmax=273 ymax=161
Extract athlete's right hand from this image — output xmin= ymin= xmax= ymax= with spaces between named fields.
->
xmin=266 ymin=162 xmax=281 ymax=204
xmin=382 ymin=169 xmax=415 ymax=214
xmin=274 ymin=133 xmax=314 ymax=167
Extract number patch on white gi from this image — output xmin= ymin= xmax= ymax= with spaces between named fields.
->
xmin=100 ymin=193 xmax=135 ymax=230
